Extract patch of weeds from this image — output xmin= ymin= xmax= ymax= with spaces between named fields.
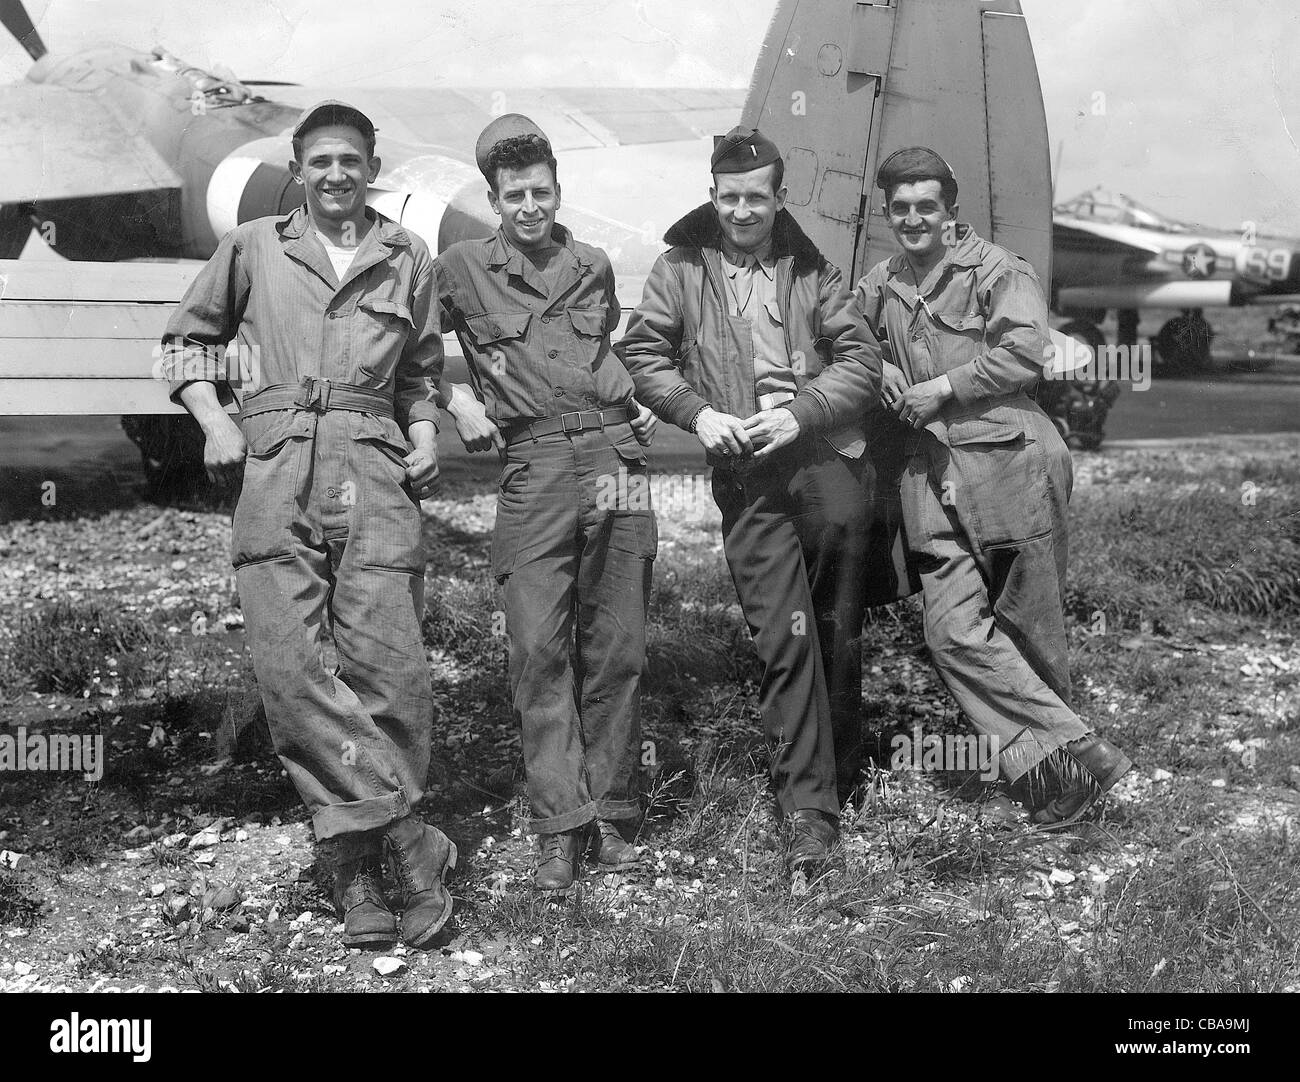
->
xmin=422 ymin=573 xmax=507 ymax=665
xmin=0 ymin=865 xmax=45 ymax=927
xmin=147 ymin=842 xmax=191 ymax=869
xmin=1069 ymin=486 xmax=1300 ymax=625
xmin=0 ymin=601 xmax=169 ymax=696
xmin=645 ymin=562 xmax=757 ymax=689
xmin=45 ymin=810 xmax=116 ymax=867
xmin=72 ymin=942 xmax=130 ymax=979
xmin=223 ymin=959 xmax=331 ymax=993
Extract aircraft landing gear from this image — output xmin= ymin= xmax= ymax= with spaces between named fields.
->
xmin=1036 ymin=318 xmax=1121 ymax=451
xmin=1153 ymin=309 xmax=1213 ymax=375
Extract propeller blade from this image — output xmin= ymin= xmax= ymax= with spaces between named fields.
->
xmin=1 ymin=0 xmax=47 ymax=61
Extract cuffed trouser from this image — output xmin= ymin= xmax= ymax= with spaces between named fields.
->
xmin=711 ymin=436 xmax=873 ymax=819
xmin=235 ymin=407 xmax=433 ymax=860
xmin=901 ymin=432 xmax=1090 ymax=783
xmin=492 ymin=423 xmax=654 ymax=834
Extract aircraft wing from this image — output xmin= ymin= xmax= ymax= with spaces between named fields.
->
xmin=1052 ymin=218 xmax=1164 ymax=259
xmin=249 ymin=85 xmax=746 ymax=151
xmin=0 ymin=82 xmax=182 ymax=205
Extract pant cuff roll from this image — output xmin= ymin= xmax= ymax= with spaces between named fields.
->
xmin=312 ymin=788 xmax=411 ymax=842
xmin=594 ymin=798 xmax=640 ymax=822
xmin=527 ymin=800 xmax=599 ymax=835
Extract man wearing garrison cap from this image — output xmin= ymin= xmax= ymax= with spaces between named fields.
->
xmin=855 ymin=146 xmax=1133 ymax=829
xmin=617 ymin=125 xmax=884 ymax=876
xmin=433 ymin=113 xmax=658 ymax=892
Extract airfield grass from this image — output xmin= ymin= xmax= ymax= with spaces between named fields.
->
xmin=1 ymin=439 xmax=1298 ymax=992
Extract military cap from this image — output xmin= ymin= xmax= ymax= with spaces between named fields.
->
xmin=475 ymin=113 xmax=550 ymax=179
xmin=292 ymin=99 xmax=376 ymax=146
xmin=875 ymin=146 xmax=957 ymax=194
xmin=711 ymin=126 xmax=781 ymax=173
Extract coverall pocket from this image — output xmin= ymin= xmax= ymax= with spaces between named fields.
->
xmin=491 ymin=457 xmax=531 ymax=581
xmin=231 ymin=411 xmax=312 ymax=568
xmin=930 ymin=307 xmax=985 ymax=370
xmin=356 ymin=299 xmax=415 ymax=379
xmin=946 ymin=419 xmax=1052 ymax=549
xmin=348 ymin=413 xmax=425 ymax=573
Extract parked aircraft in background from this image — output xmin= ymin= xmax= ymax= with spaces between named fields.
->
xmin=3 ymin=0 xmax=1118 ymax=477
xmin=1051 ymin=186 xmax=1300 ymax=373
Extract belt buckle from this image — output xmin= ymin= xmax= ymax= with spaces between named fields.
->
xmin=560 ymin=411 xmax=584 ymax=434
xmin=294 ymin=376 xmax=331 ymax=411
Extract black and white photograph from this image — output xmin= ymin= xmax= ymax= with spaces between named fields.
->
xmin=0 ymin=0 xmax=1295 ymax=1031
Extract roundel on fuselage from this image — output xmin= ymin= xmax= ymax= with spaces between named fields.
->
xmin=205 ymin=148 xmax=296 ymax=238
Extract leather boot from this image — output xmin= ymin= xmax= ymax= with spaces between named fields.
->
xmin=787 ymin=809 xmax=838 ymax=875
xmin=384 ymin=816 xmax=457 ymax=948
xmin=1008 ymin=749 xmax=1101 ymax=831
xmin=535 ymin=829 xmax=582 ymax=891
xmin=1065 ymin=732 xmax=1133 ymax=792
xmin=590 ymin=819 xmax=640 ymax=867
xmin=333 ymin=855 xmax=397 ymax=949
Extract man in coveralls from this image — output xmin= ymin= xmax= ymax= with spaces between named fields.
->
xmin=854 ymin=147 xmax=1132 ymax=827
xmin=434 ymin=115 xmax=656 ymax=892
xmin=162 ymin=101 xmax=456 ymax=948
xmin=616 ymin=127 xmax=883 ymax=875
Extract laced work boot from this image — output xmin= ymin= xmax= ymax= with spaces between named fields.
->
xmin=534 ymin=829 xmax=581 ymax=891
xmin=384 ymin=817 xmax=457 ymax=948
xmin=333 ymin=855 xmax=396 ymax=949
xmin=590 ymin=819 xmax=640 ymax=867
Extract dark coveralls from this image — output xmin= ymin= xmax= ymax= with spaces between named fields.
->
xmin=435 ymin=225 xmax=654 ymax=834
xmin=162 ymin=206 xmax=444 ymax=860
xmin=617 ymin=205 xmax=883 ymax=817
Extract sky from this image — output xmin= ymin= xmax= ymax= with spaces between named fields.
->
xmin=4 ymin=0 xmax=1299 ymax=234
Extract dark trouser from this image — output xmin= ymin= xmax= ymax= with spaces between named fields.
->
xmin=711 ymin=436 xmax=873 ymax=818
xmin=492 ymin=423 xmax=655 ymax=833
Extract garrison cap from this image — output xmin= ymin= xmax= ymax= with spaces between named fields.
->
xmin=292 ymin=99 xmax=376 ymax=146
xmin=475 ymin=113 xmax=550 ymax=179
xmin=875 ymin=146 xmax=957 ymax=194
xmin=711 ymin=126 xmax=781 ymax=174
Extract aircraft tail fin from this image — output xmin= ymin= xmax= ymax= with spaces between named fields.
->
xmin=1 ymin=0 xmax=47 ymax=62
xmin=738 ymin=0 xmax=1052 ymax=286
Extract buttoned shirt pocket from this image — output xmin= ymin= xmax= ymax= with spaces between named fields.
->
xmin=347 ymin=412 xmax=425 ymax=573
xmin=466 ymin=312 xmax=532 ymax=349
xmin=945 ymin=416 xmax=1051 ymax=549
xmin=567 ymin=305 xmax=609 ymax=338
xmin=355 ymin=298 xmax=415 ymax=380
xmin=232 ymin=410 xmax=314 ymax=568
xmin=928 ymin=306 xmax=985 ymax=373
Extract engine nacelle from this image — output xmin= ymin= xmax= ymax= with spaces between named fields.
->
xmin=205 ymin=137 xmax=299 ymax=239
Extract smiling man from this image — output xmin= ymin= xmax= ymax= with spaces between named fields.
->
xmin=434 ymin=115 xmax=657 ymax=892
xmin=161 ymin=101 xmax=456 ymax=950
xmin=854 ymin=146 xmax=1133 ymax=828
xmin=617 ymin=126 xmax=883 ymax=876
